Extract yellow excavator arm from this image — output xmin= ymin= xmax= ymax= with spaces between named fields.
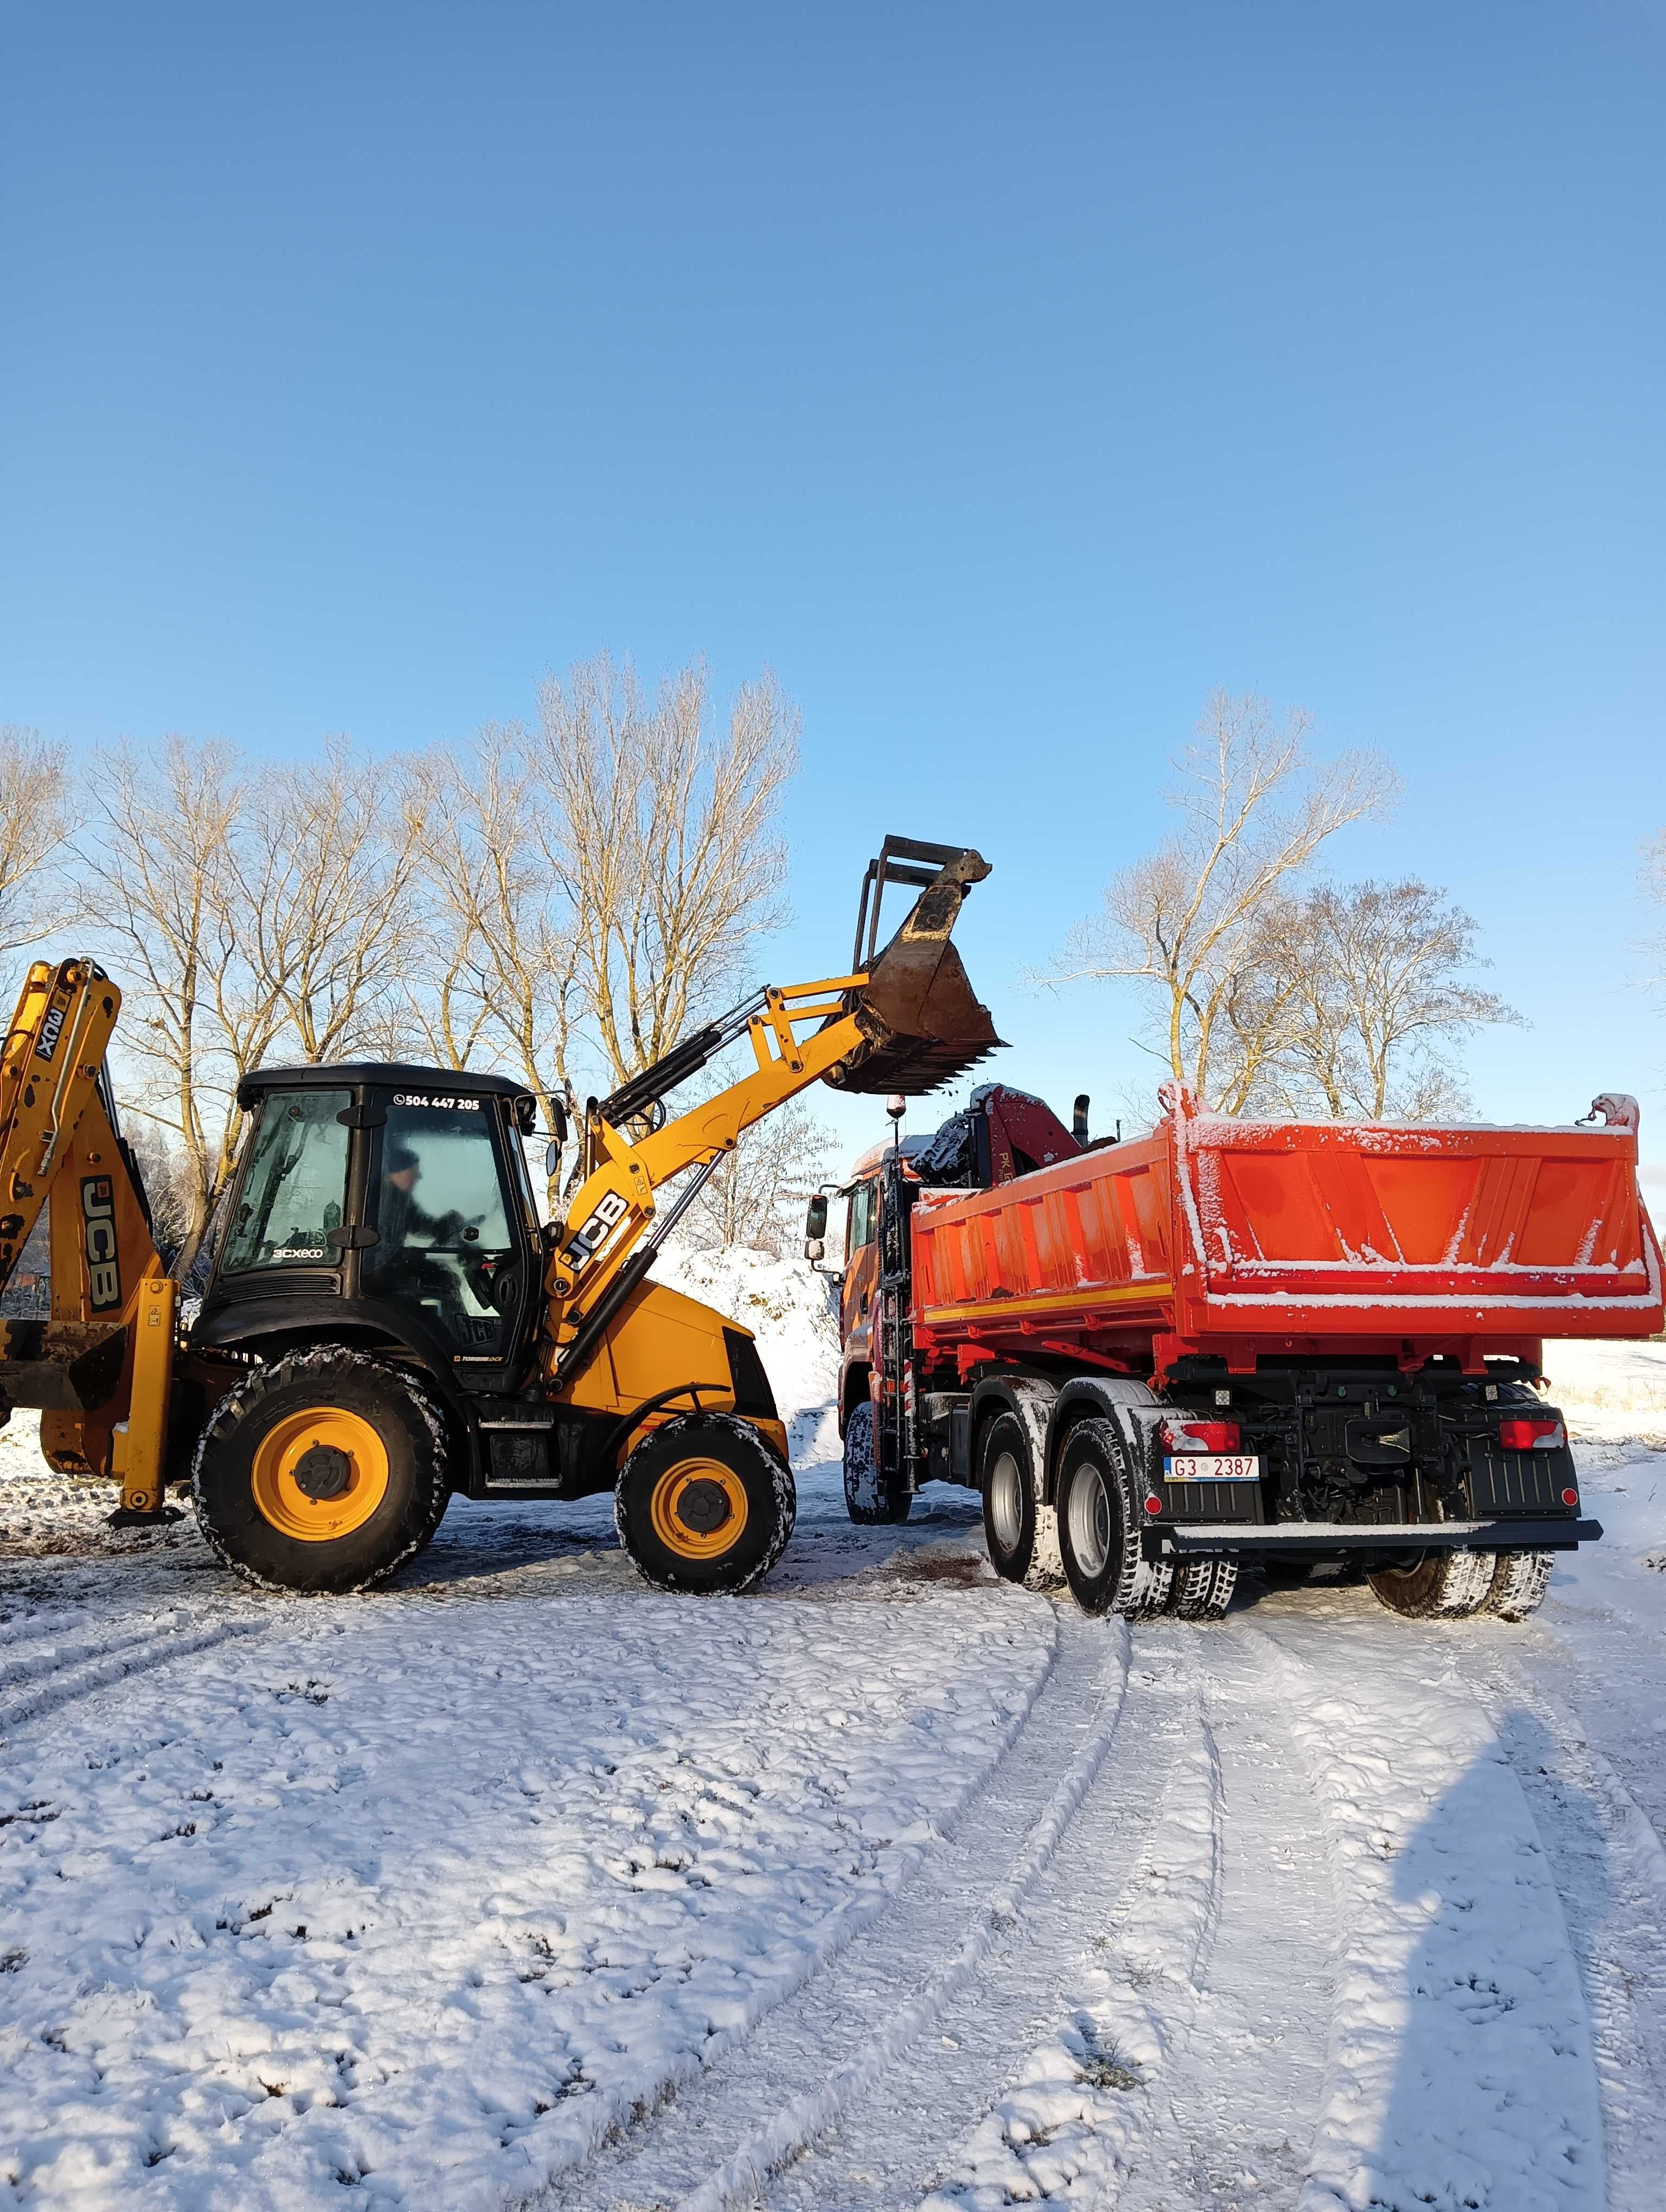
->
xmin=540 ymin=843 xmax=1001 ymax=1391
xmin=0 ymin=959 xmax=176 ymax=1517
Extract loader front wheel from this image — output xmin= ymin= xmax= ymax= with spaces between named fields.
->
xmin=616 ymin=1412 xmax=796 ymax=1594
xmin=193 ymin=1348 xmax=452 ymax=1594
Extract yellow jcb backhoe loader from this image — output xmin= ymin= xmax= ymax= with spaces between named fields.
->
xmin=0 ymin=840 xmax=999 ymax=1595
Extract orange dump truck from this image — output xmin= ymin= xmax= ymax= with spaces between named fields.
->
xmin=819 ymin=1082 xmax=1662 ymax=1624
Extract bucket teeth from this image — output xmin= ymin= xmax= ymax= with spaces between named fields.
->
xmin=824 ymin=843 xmax=1005 ymax=1096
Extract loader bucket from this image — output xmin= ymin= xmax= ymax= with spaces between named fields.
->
xmin=824 ymin=838 xmax=1005 ymax=1095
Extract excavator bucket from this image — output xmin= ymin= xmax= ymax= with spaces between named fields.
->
xmin=825 ymin=838 xmax=1005 ymax=1095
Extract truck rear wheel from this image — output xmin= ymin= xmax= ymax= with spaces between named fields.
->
xmin=616 ymin=1412 xmax=796 ymax=1593
xmin=842 ymin=1399 xmax=911 ymax=1525
xmin=1167 ymin=1556 xmax=1238 ymax=1619
xmin=979 ymin=1409 xmax=1064 ymax=1592
xmin=1054 ymin=1418 xmax=1173 ymax=1619
xmin=1479 ymin=1548 xmax=1554 ymax=1622
xmin=1367 ymin=1547 xmax=1497 ymax=1619
xmin=193 ymin=1347 xmax=452 ymax=1595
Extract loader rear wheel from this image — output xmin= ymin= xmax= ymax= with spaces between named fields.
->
xmin=193 ymin=1347 xmax=452 ymax=1595
xmin=1054 ymin=1418 xmax=1173 ymax=1619
xmin=842 ymin=1400 xmax=911 ymax=1526
xmin=979 ymin=1410 xmax=1063 ymax=1591
xmin=616 ymin=1412 xmax=796 ymax=1594
xmin=1367 ymin=1547 xmax=1497 ymax=1619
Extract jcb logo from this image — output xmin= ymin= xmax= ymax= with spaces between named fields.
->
xmin=81 ymin=1176 xmax=121 ymax=1311
xmin=560 ymin=1189 xmax=630 ymax=1274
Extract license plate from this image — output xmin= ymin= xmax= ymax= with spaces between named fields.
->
xmin=1164 ymin=1455 xmax=1261 ymax=1483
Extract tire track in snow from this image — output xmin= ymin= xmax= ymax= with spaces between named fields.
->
xmin=1464 ymin=1652 xmax=1666 ymax=2212
xmin=1101 ymin=1630 xmax=1335 ymax=2211
xmin=907 ymin=1638 xmax=1225 ymax=2212
xmin=528 ymin=1605 xmax=1129 ymax=2212
xmin=1252 ymin=1619 xmax=1606 ymax=2212
xmin=676 ymin=1616 xmax=1146 ymax=2212
xmin=0 ymin=1610 xmax=267 ymax=1740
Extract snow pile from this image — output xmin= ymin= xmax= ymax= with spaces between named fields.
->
xmin=654 ymin=1242 xmax=843 ymax=1467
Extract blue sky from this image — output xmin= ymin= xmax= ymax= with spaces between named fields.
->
xmin=3 ymin=3 xmax=1663 ymax=1171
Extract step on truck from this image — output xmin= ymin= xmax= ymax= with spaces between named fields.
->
xmin=810 ymin=1081 xmax=1663 ymax=1622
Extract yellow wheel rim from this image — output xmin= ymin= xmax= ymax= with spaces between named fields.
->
xmin=249 ymin=1405 xmax=390 ymax=1542
xmin=648 ymin=1456 xmax=750 ymax=1561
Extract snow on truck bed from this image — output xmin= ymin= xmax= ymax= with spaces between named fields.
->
xmin=2 ymin=1270 xmax=1665 ymax=2211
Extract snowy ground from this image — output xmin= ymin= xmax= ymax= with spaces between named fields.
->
xmin=2 ymin=1260 xmax=1665 ymax=2211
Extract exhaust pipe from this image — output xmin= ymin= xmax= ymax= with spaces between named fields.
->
xmin=824 ymin=837 xmax=1005 ymax=1095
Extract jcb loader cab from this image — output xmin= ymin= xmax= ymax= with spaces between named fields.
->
xmin=0 ymin=838 xmax=1001 ymax=1599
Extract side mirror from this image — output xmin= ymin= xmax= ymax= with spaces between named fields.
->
xmin=805 ymin=1193 xmax=829 ymax=1240
xmin=544 ymin=1140 xmax=563 ymax=1180
xmin=804 ymin=1237 xmax=826 ymax=1263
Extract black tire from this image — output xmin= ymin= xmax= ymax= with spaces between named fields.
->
xmin=842 ymin=1399 xmax=911 ymax=1526
xmin=1167 ymin=1556 xmax=1239 ymax=1619
xmin=193 ymin=1346 xmax=453 ymax=1595
xmin=616 ymin=1412 xmax=797 ymax=1594
xmin=1053 ymin=1418 xmax=1173 ymax=1619
xmin=1367 ymin=1547 xmax=1498 ymax=1619
xmin=979 ymin=1407 xmax=1063 ymax=1591
xmin=1479 ymin=1549 xmax=1554 ymax=1622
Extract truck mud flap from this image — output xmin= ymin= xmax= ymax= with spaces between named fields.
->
xmin=1144 ymin=1516 xmax=1603 ymax=1558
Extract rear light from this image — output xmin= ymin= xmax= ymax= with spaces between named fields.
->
xmin=1499 ymin=1417 xmax=1566 ymax=1452
xmin=1561 ymin=1487 xmax=1579 ymax=1507
xmin=1144 ymin=1494 xmax=1164 ymax=1515
xmin=1162 ymin=1418 xmax=1241 ymax=1454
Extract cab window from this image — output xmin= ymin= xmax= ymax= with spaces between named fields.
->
xmin=364 ymin=1099 xmax=521 ymax=1356
xmin=847 ymin=1180 xmax=877 ymax=1251
xmin=222 ymin=1091 xmax=351 ymax=1272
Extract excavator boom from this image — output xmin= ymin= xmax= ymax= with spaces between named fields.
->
xmin=541 ymin=843 xmax=1001 ymax=1382
xmin=0 ymin=959 xmax=175 ymax=1519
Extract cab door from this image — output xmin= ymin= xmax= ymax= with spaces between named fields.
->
xmin=840 ymin=1177 xmax=880 ymax=1395
xmin=362 ymin=1092 xmax=537 ymax=1386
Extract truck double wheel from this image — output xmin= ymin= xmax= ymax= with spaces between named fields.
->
xmin=193 ymin=1346 xmax=453 ymax=1594
xmin=616 ymin=1411 xmax=797 ymax=1594
xmin=1053 ymin=1418 xmax=1179 ymax=1620
xmin=1368 ymin=1546 xmax=1554 ymax=1621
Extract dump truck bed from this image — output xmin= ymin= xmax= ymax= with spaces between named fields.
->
xmin=909 ymin=1091 xmax=1664 ymax=1375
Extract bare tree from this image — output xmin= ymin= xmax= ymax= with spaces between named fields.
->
xmin=1050 ymin=691 xmax=1398 ymax=1109
xmin=680 ymin=1097 xmax=832 ymax=1257
xmin=87 ymin=736 xmax=270 ymax=1270
xmin=231 ymin=738 xmax=423 ymax=1065
xmin=401 ymin=727 xmax=575 ymax=1121
xmin=534 ymin=654 xmax=797 ymax=1086
xmin=1256 ymin=880 xmax=1522 ymax=1120
xmin=0 ymin=726 xmax=76 ymax=955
